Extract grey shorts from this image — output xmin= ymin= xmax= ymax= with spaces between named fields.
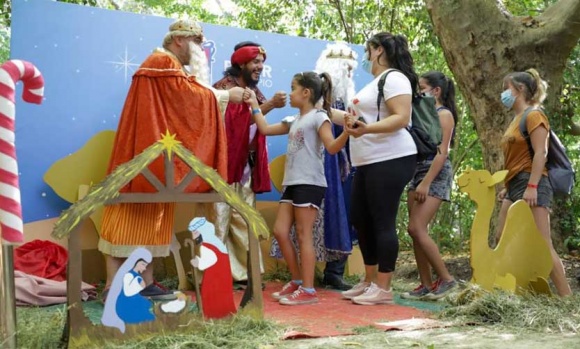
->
xmin=408 ymin=158 xmax=453 ymax=202
xmin=506 ymin=172 xmax=553 ymax=208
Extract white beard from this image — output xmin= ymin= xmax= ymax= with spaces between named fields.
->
xmin=316 ymin=58 xmax=356 ymax=105
xmin=188 ymin=42 xmax=210 ymax=85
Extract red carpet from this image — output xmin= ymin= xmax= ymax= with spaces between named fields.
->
xmin=235 ymin=282 xmax=430 ymax=339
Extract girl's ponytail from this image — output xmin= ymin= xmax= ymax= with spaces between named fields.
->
xmin=525 ymin=68 xmax=548 ymax=105
xmin=319 ymin=72 xmax=333 ymax=115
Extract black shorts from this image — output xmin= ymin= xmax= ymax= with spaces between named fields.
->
xmin=506 ymin=172 xmax=553 ymax=208
xmin=280 ymin=185 xmax=326 ymax=210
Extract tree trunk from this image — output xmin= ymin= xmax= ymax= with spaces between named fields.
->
xmin=425 ymin=0 xmax=580 ymax=247
xmin=425 ymin=0 xmax=580 ymax=172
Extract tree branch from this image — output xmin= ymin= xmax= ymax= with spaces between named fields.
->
xmin=495 ymin=0 xmax=512 ymax=18
xmin=539 ymin=0 xmax=580 ymax=44
xmin=329 ymin=0 xmax=352 ymax=42
xmin=452 ymin=137 xmax=480 ymax=173
xmin=389 ymin=0 xmax=399 ymax=32
xmin=108 ymin=0 xmax=120 ymax=10
xmin=425 ymin=0 xmax=512 ymax=32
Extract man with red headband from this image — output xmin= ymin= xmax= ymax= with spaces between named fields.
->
xmin=208 ymin=41 xmax=286 ymax=287
xmin=98 ymin=19 xmax=246 ymax=301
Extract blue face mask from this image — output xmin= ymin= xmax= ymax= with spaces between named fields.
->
xmin=361 ymin=54 xmax=372 ymax=75
xmin=501 ymin=89 xmax=516 ymax=109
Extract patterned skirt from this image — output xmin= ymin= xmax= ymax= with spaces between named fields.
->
xmin=270 ymin=150 xmax=353 ymax=262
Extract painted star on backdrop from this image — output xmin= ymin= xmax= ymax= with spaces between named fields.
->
xmin=106 ymin=46 xmax=140 ymax=83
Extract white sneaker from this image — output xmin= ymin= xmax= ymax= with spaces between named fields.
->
xmin=341 ymin=281 xmax=370 ymax=300
xmin=351 ymin=282 xmax=393 ymax=305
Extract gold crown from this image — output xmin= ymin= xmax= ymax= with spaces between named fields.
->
xmin=168 ymin=19 xmax=203 ymax=36
xmin=326 ymin=49 xmax=356 ymax=60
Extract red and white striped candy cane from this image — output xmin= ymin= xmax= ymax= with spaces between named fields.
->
xmin=0 ymin=60 xmax=44 ymax=244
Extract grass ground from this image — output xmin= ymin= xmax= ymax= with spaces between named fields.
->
xmin=11 ymin=253 xmax=580 ymax=349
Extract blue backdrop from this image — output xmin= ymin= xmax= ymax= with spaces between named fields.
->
xmin=10 ymin=0 xmax=368 ymax=223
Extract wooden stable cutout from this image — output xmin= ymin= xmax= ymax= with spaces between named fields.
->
xmin=52 ymin=137 xmax=270 ymax=347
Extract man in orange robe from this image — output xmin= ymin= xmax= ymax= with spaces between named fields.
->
xmin=98 ymin=19 xmax=245 ymax=298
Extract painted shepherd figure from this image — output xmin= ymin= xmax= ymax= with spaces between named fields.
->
xmin=189 ymin=217 xmax=237 ymax=319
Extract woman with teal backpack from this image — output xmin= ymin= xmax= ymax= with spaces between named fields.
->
xmin=402 ymin=71 xmax=458 ymax=301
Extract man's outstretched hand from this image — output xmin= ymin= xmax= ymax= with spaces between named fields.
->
xmin=269 ymin=91 xmax=287 ymax=108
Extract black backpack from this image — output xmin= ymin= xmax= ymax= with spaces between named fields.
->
xmin=519 ymin=107 xmax=575 ymax=197
xmin=377 ymin=70 xmax=442 ymax=161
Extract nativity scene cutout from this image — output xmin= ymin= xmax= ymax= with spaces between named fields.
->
xmin=50 ymin=133 xmax=269 ymax=347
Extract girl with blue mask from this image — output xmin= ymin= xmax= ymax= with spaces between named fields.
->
xmin=496 ymin=69 xmax=572 ymax=297
xmin=500 ymin=88 xmax=517 ymax=109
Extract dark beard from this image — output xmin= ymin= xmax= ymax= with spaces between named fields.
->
xmin=241 ymin=67 xmax=259 ymax=88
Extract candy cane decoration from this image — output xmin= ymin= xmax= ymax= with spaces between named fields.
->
xmin=0 ymin=60 xmax=44 ymax=244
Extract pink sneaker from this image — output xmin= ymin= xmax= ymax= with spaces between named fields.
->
xmin=351 ymin=283 xmax=393 ymax=305
xmin=341 ymin=281 xmax=370 ymax=300
xmin=272 ymin=281 xmax=300 ymax=300
xmin=279 ymin=287 xmax=318 ymax=305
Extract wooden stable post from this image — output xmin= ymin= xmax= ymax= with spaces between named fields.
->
xmin=0 ymin=243 xmax=17 ymax=349
xmin=65 ymin=224 xmax=92 ymax=341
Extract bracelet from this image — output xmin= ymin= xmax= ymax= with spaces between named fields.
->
xmin=252 ymin=108 xmax=262 ymax=115
xmin=527 ymin=183 xmax=538 ymax=189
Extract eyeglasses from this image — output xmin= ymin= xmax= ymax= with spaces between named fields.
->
xmin=190 ymin=36 xmax=204 ymax=45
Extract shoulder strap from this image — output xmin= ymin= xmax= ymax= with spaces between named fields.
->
xmin=376 ymin=69 xmax=396 ymax=122
xmin=518 ymin=107 xmax=539 ymax=158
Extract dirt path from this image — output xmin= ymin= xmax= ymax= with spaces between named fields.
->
xmin=273 ymin=253 xmax=580 ymax=349
xmin=395 ymin=252 xmax=580 ymax=294
xmin=275 ymin=327 xmax=580 ymax=348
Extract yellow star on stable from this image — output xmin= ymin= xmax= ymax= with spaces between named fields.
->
xmin=158 ymin=130 xmax=182 ymax=159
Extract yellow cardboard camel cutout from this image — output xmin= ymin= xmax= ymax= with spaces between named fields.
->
xmin=457 ymin=169 xmax=552 ymax=295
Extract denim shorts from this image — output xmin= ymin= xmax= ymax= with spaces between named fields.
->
xmin=280 ymin=184 xmax=326 ymax=209
xmin=407 ymin=158 xmax=453 ymax=202
xmin=506 ymin=172 xmax=553 ymax=208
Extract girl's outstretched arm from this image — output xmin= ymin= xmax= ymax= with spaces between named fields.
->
xmin=319 ymin=121 xmax=348 ymax=155
xmin=245 ymin=88 xmax=290 ymax=136
xmin=330 ymin=108 xmax=347 ymax=126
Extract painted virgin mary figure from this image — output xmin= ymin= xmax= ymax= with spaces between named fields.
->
xmin=101 ymin=247 xmax=155 ymax=333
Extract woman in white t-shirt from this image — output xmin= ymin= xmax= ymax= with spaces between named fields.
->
xmin=333 ymin=32 xmax=418 ymax=305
